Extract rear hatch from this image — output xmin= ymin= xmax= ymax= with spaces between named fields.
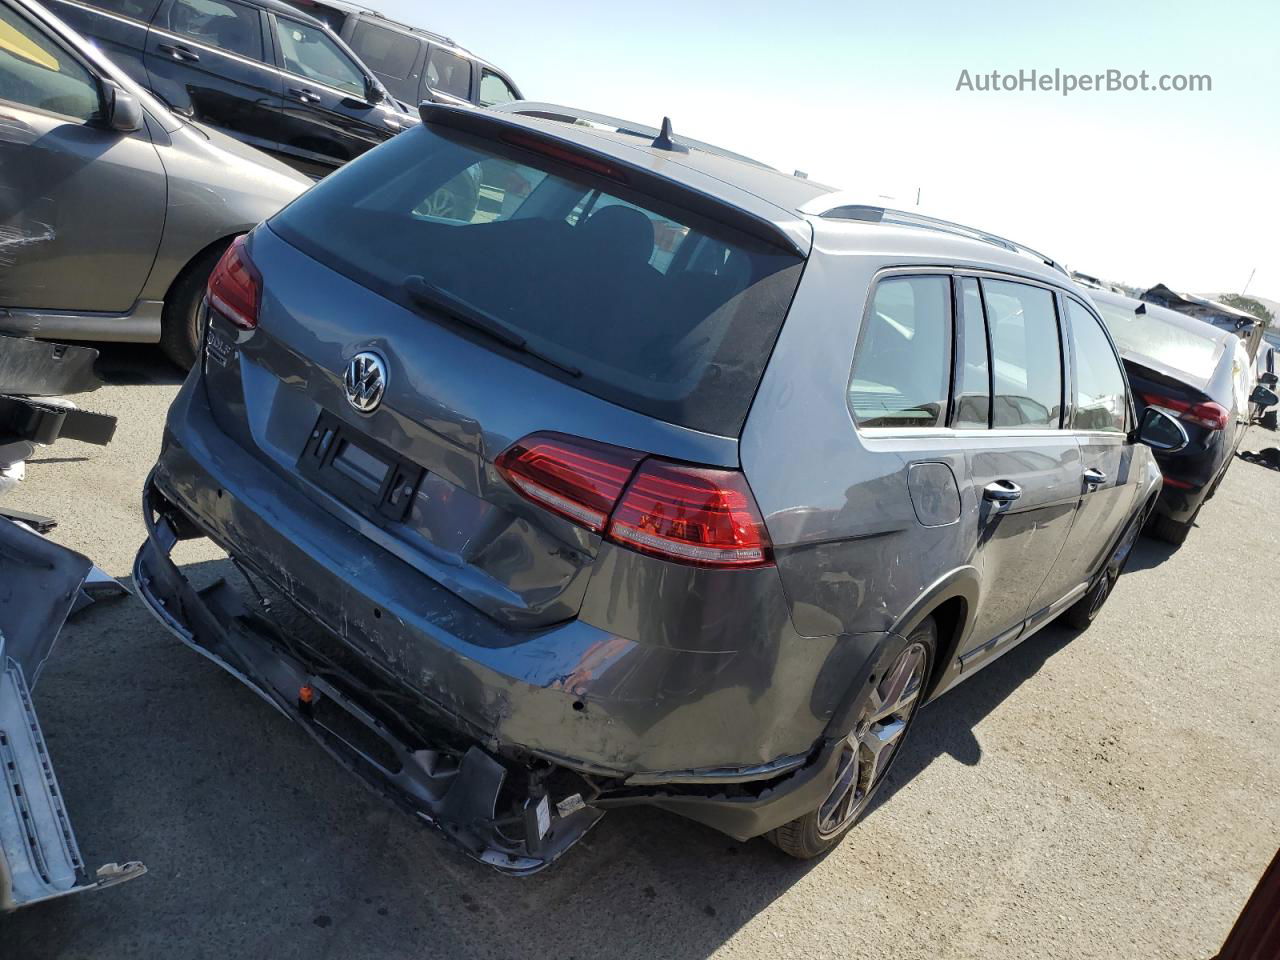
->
xmin=201 ymin=114 xmax=805 ymax=628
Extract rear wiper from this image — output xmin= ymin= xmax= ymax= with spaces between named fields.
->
xmin=402 ymin=275 xmax=581 ymax=378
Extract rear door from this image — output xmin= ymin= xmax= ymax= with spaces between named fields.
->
xmin=44 ymin=0 xmax=159 ymax=86
xmin=144 ymin=0 xmax=283 ymax=155
xmin=267 ymin=10 xmax=390 ymax=173
xmin=0 ymin=0 xmax=165 ymax=313
xmin=1034 ymin=294 xmax=1140 ymax=610
xmin=958 ymin=275 xmax=1082 ymax=659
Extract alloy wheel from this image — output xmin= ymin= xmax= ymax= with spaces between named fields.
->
xmin=816 ymin=641 xmax=928 ymax=839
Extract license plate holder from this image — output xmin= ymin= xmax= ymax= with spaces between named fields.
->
xmin=298 ymin=411 xmax=423 ymax=523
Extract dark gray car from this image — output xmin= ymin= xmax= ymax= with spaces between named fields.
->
xmin=134 ymin=102 xmax=1185 ymax=871
xmin=0 ymin=0 xmax=308 ymax=366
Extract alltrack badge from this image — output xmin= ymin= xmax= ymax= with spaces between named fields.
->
xmin=344 ymin=351 xmax=387 ymax=413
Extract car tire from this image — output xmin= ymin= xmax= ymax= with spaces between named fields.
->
xmin=1148 ymin=509 xmax=1193 ymax=546
xmin=767 ymin=619 xmax=936 ymax=860
xmin=1264 ymin=409 xmax=1278 ymax=431
xmin=160 ymin=244 xmax=228 ymax=370
xmin=1063 ymin=503 xmax=1145 ymax=630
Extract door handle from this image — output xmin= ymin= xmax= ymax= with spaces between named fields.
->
xmin=1083 ymin=467 xmax=1107 ymax=490
xmin=983 ymin=480 xmax=1022 ymax=504
xmin=157 ymin=42 xmax=200 ymax=62
xmin=289 ymin=87 xmax=322 ymax=104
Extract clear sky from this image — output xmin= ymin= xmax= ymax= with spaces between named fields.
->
xmin=380 ymin=0 xmax=1278 ymax=300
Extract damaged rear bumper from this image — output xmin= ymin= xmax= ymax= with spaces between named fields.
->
xmin=134 ymin=499 xmax=606 ymax=875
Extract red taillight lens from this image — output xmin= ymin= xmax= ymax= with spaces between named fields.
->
xmin=495 ymin=433 xmax=643 ymax=533
xmin=608 ymin=461 xmax=772 ymax=568
xmin=1140 ymin=392 xmax=1228 ymax=431
xmin=496 ymin=434 xmax=773 ymax=568
xmin=207 ymin=235 xmax=261 ymax=330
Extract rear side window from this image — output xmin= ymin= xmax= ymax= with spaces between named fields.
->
xmin=349 ymin=21 xmax=418 ymax=80
xmin=269 ymin=125 xmax=804 ymax=436
xmin=954 ymin=277 xmax=990 ymax=429
xmin=87 ymin=0 xmax=162 ymax=21
xmin=425 ymin=46 xmax=469 ymax=99
xmin=982 ymin=279 xmax=1062 ymax=429
xmin=848 ymin=276 xmax=952 ymax=428
xmin=167 ymin=0 xmax=262 ymax=60
xmin=1065 ymin=299 xmax=1127 ymax=433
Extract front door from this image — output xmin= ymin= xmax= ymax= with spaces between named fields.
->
xmin=268 ymin=11 xmax=390 ymax=175
xmin=0 ymin=1 xmax=164 ymax=313
xmin=1034 ymin=296 xmax=1143 ymax=610
xmin=959 ymin=277 xmax=1082 ymax=660
xmin=144 ymin=0 xmax=283 ymax=155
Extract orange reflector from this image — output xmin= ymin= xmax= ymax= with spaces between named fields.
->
xmin=299 ymin=684 xmax=315 ymax=704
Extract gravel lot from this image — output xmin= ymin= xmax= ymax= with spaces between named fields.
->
xmin=3 ymin=345 xmax=1278 ymax=960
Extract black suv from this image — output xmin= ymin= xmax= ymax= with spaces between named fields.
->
xmin=286 ymin=0 xmax=521 ymax=111
xmin=48 ymin=0 xmax=415 ymax=177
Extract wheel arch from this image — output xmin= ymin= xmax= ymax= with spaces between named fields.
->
xmin=161 ymin=232 xmax=240 ymax=309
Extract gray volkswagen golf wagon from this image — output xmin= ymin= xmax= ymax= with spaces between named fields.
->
xmin=135 ymin=102 xmax=1187 ymax=871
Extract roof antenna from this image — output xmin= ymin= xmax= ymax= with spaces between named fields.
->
xmin=651 ymin=117 xmax=687 ymax=153
xmin=1135 ymin=302 xmax=1147 ymax=314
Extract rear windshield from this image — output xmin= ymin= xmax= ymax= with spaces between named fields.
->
xmin=269 ymin=124 xmax=804 ymax=435
xmin=1095 ymin=300 xmax=1221 ymax=380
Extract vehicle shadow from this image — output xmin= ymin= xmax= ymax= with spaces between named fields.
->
xmin=862 ymin=619 xmax=1079 ymax=821
xmin=91 ymin=343 xmax=185 ymax=387
xmin=1124 ymin=533 xmax=1180 ymax=572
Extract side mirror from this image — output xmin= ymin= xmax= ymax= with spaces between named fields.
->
xmin=1250 ymin=385 xmax=1279 ymax=408
xmin=1260 ymin=371 xmax=1278 ymax=387
xmin=106 ymin=85 xmax=143 ymax=132
xmin=1135 ymin=407 xmax=1188 ymax=453
xmin=364 ymin=79 xmax=385 ymax=104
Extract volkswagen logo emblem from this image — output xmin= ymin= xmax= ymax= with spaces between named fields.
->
xmin=344 ymin=351 xmax=387 ymax=414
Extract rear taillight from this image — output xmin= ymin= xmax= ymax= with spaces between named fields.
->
xmin=496 ymin=434 xmax=773 ymax=568
xmin=495 ymin=433 xmax=643 ymax=533
xmin=207 ymin=235 xmax=261 ymax=330
xmin=608 ymin=461 xmax=771 ymax=567
xmin=1140 ymin=392 xmax=1228 ymax=431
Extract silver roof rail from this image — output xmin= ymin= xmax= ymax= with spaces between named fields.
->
xmin=804 ymin=199 xmax=1067 ymax=275
xmin=492 ymin=102 xmax=775 ymax=169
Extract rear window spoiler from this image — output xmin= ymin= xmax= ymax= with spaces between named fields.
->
xmin=417 ymin=103 xmax=809 ymax=259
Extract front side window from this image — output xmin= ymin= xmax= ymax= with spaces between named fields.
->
xmin=0 ymin=3 xmax=100 ymax=120
xmin=1066 ymin=299 xmax=1127 ymax=433
xmin=848 ymin=275 xmax=952 ymax=428
xmin=167 ymin=0 xmax=263 ymax=60
xmin=349 ymin=21 xmax=418 ymax=80
xmin=478 ymin=69 xmax=516 ymax=106
xmin=273 ymin=16 xmax=364 ymax=96
xmin=983 ymin=279 xmax=1062 ymax=429
xmin=425 ymin=46 xmax=470 ymax=100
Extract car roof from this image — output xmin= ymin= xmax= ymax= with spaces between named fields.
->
xmin=487 ymin=103 xmax=1072 ymax=282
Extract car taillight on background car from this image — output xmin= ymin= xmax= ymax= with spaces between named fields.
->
xmin=1140 ymin=392 xmax=1229 ymax=431
xmin=207 ymin=235 xmax=262 ymax=330
xmin=496 ymin=433 xmax=773 ymax=568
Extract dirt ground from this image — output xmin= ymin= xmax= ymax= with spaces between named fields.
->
xmin=3 ymin=346 xmax=1277 ymax=959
